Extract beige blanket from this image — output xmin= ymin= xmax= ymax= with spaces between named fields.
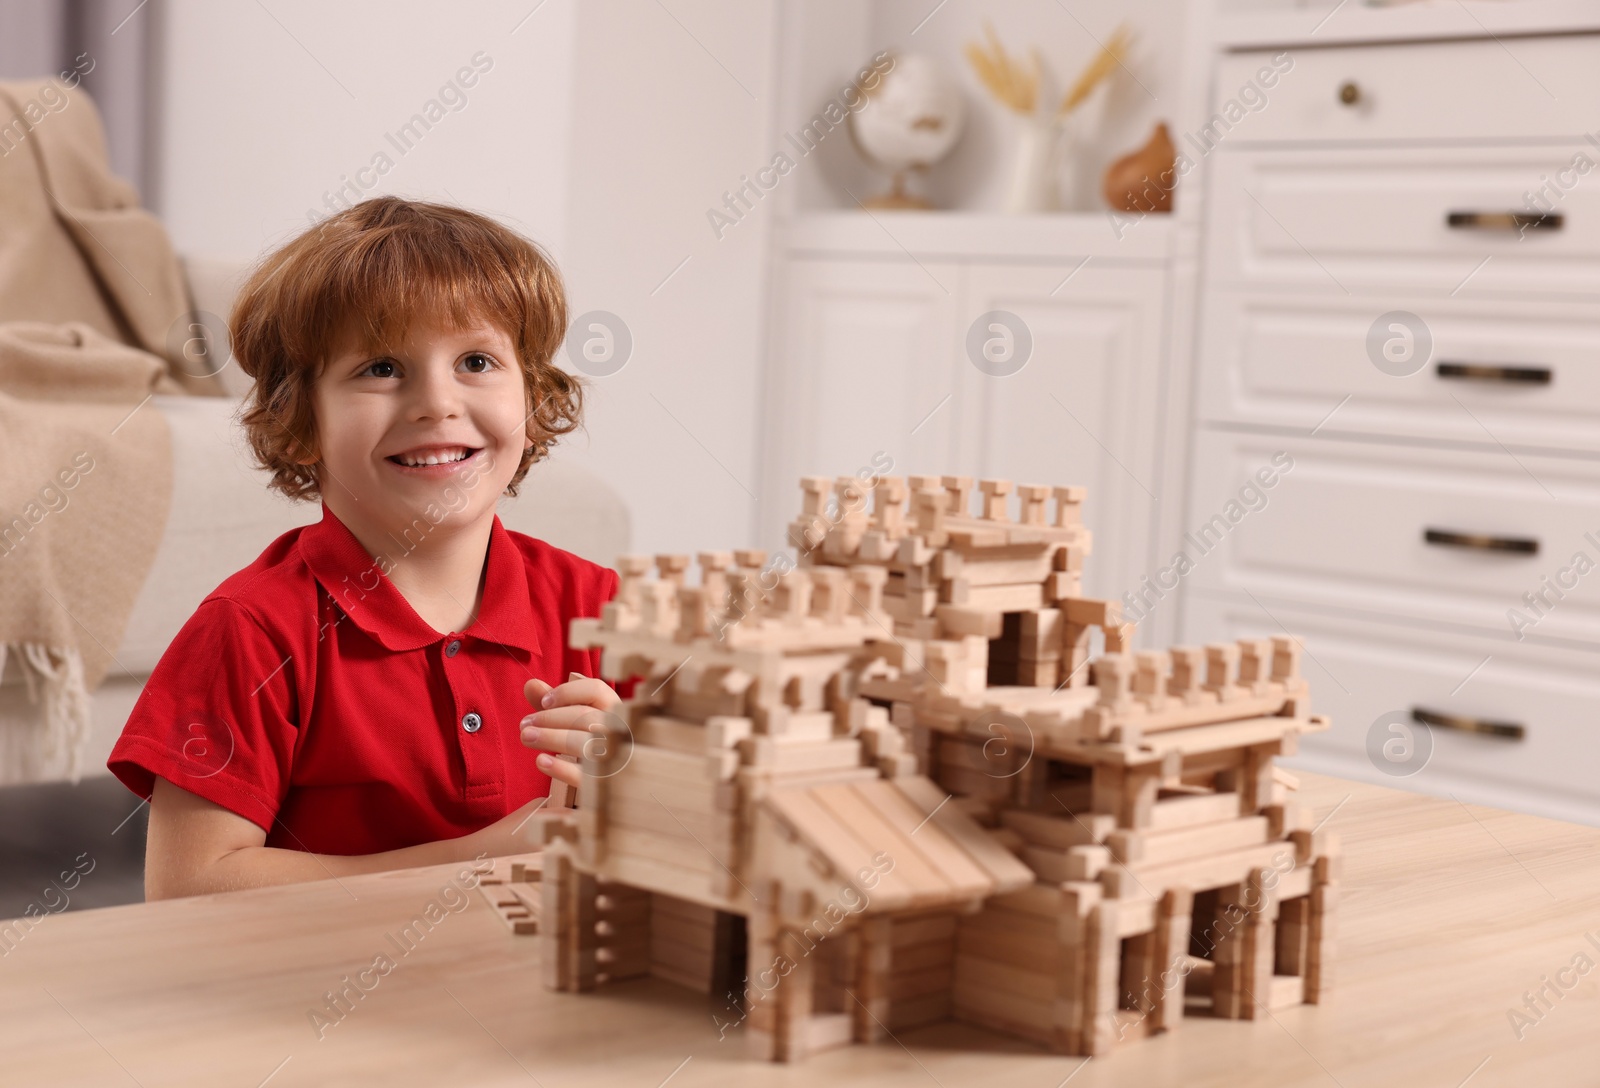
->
xmin=0 ymin=77 xmax=225 ymax=781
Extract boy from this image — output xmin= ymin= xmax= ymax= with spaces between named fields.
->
xmin=108 ymin=196 xmax=624 ymax=899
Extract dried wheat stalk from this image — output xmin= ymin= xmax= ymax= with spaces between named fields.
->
xmin=1057 ymin=25 xmax=1133 ymax=119
xmin=964 ymin=21 xmax=1041 ymax=116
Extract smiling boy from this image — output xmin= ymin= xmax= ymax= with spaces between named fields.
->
xmin=108 ymin=196 xmax=624 ymax=899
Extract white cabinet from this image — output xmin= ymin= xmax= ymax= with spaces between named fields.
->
xmin=1211 ymin=31 xmax=1600 ymax=144
xmin=1186 ymin=429 xmax=1600 ymax=646
xmin=1195 ymin=290 xmax=1600 ymax=452
xmin=1206 ymin=146 xmax=1600 ymax=298
xmin=1185 ymin=593 xmax=1600 ymax=827
xmin=1181 ymin=26 xmax=1600 ymax=824
xmin=955 ymin=263 xmax=1167 ymax=603
xmin=759 ymin=216 xmax=1171 ymax=608
xmin=761 ymin=256 xmax=965 ymax=502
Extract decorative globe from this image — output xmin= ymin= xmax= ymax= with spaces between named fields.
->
xmin=850 ymin=52 xmax=966 ymax=207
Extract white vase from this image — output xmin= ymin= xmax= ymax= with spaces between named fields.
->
xmin=1003 ymin=115 xmax=1061 ymax=214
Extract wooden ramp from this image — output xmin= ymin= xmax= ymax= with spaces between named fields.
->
xmin=758 ymin=774 xmax=1035 ymax=913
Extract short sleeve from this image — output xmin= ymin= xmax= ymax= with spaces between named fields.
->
xmin=107 ymin=597 xmax=299 ymax=833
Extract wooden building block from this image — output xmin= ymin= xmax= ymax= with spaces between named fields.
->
xmin=1276 ymin=894 xmax=1310 ymax=978
xmin=508 ymin=859 xmax=542 ymax=884
xmin=1051 ymin=485 xmax=1085 ymax=526
xmin=1133 ymin=651 xmax=1171 ymax=712
xmin=942 ymin=580 xmax=1045 ymax=613
xmin=1289 ymin=826 xmax=1339 ymax=868
xmin=1091 ymin=762 xmax=1161 ymax=829
xmin=655 ymin=553 xmax=691 ymax=585
xmin=1108 ymin=815 xmax=1270 ymax=868
xmin=1148 ymin=886 xmax=1193 ymax=1033
xmin=1092 ymin=655 xmax=1136 ymax=712
xmin=1263 ymin=802 xmax=1310 ymax=839
xmin=1119 ymin=929 xmax=1156 ymax=1018
xmin=874 ymin=477 xmax=909 ymax=538
xmin=477 ymin=882 xmax=539 ymax=935
xmin=1083 ymin=901 xmax=1121 ymax=1055
xmin=1017 ymin=483 xmax=1051 ymax=526
xmin=853 ymin=915 xmax=893 ymax=1043
xmin=1149 ymin=790 xmax=1241 ymax=830
xmin=1239 ymin=866 xmax=1277 ymax=1020
xmin=1209 ymin=881 xmax=1248 ymax=1019
xmin=1236 ymin=638 xmax=1275 ymax=694
xmin=1240 ymin=742 xmax=1278 ymax=814
xmin=942 ymin=475 xmax=975 ymax=516
xmin=1099 ymin=840 xmax=1288 ymax=903
xmin=540 ymin=842 xmax=574 ymax=991
xmin=1203 ymin=643 xmax=1244 ymax=702
xmin=977 ymin=478 xmax=1014 ymax=521
xmin=1305 ymin=882 xmax=1338 ymax=1003
xmin=1000 ymin=809 xmax=1115 ymax=849
xmin=1314 ymin=849 xmax=1344 ymax=885
xmin=1167 ymin=647 xmax=1205 ymax=702
xmin=892 ymin=912 xmax=958 ymax=948
xmin=1270 ymin=634 xmax=1302 ymax=682
xmin=1050 ymin=882 xmax=1099 ymax=1054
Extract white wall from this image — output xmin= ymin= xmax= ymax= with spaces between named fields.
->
xmin=555 ymin=0 xmax=778 ymax=558
xmin=154 ymin=0 xmax=782 ymax=560
xmin=156 ymin=0 xmax=577 ymax=260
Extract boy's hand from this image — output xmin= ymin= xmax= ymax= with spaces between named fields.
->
xmin=520 ymin=673 xmax=622 ymax=789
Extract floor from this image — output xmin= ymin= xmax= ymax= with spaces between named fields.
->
xmin=0 ymin=774 xmax=149 ymax=919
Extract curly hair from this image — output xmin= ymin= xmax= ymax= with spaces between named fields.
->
xmin=230 ymin=196 xmax=582 ymax=501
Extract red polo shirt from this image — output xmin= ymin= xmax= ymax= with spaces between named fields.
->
xmin=108 ymin=502 xmax=621 ymax=856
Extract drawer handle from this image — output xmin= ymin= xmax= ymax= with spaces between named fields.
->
xmin=1423 ymin=528 xmax=1539 ymax=556
xmin=1412 ymin=706 xmax=1525 ymax=742
xmin=1436 ymin=361 xmax=1553 ymax=386
xmin=1446 ymin=211 xmax=1564 ymax=232
xmin=1337 ymin=81 xmax=1360 ymax=106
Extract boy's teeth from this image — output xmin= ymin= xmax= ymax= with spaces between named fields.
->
xmin=397 ymin=447 xmax=470 ymax=466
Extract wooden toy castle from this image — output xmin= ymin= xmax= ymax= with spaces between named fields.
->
xmin=506 ymin=474 xmax=1339 ymax=1063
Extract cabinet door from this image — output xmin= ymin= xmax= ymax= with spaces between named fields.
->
xmin=1205 ymin=146 xmax=1600 ymax=298
xmin=1194 ymin=289 xmax=1600 ymax=453
xmin=1184 ymin=594 xmax=1600 ymax=828
xmin=956 ymin=263 xmax=1168 ymax=605
xmin=1184 ymin=428 xmax=1600 ymax=648
xmin=758 ymin=256 xmax=964 ymax=550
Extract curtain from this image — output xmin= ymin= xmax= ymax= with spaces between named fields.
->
xmin=0 ymin=0 xmax=157 ymax=203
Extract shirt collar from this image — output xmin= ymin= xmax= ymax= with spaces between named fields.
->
xmin=299 ymin=502 xmax=541 ymax=656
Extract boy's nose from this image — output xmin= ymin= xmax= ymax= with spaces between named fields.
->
xmin=407 ymin=367 xmax=465 ymax=419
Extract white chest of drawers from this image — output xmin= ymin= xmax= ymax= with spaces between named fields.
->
xmin=1179 ymin=18 xmax=1600 ymax=825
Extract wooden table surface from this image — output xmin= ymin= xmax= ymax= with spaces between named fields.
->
xmin=2 ymin=771 xmax=1597 ymax=1087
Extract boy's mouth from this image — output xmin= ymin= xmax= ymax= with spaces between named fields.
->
xmin=385 ymin=445 xmax=483 ymax=472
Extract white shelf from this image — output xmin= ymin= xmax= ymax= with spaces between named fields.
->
xmin=1214 ymin=0 xmax=1600 ymax=51
xmin=777 ymin=210 xmax=1175 ymax=264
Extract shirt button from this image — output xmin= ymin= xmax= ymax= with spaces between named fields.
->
xmin=462 ymin=712 xmax=483 ymax=733
xmin=446 ymin=639 xmax=462 ymax=657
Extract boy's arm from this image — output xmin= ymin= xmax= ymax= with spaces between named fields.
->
xmin=144 ymin=777 xmax=544 ymax=899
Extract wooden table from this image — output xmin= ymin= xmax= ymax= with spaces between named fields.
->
xmin=3 ymin=771 xmax=1597 ymax=1086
